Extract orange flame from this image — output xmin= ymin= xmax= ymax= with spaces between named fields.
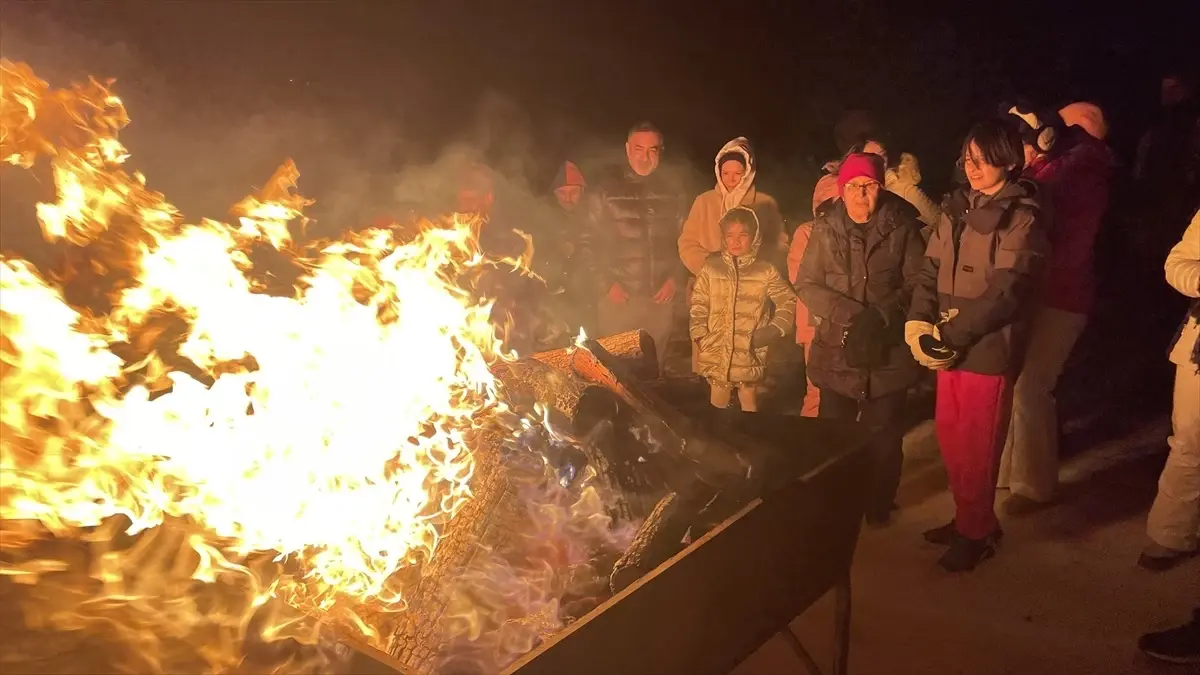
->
xmin=0 ymin=58 xmax=536 ymax=670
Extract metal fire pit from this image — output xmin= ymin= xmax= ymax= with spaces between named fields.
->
xmin=0 ymin=332 xmax=869 ymax=675
xmin=340 ymin=347 xmax=871 ymax=675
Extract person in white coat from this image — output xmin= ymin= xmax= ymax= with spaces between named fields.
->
xmin=1141 ymin=208 xmax=1200 ymax=571
xmin=853 ymin=137 xmax=943 ymax=231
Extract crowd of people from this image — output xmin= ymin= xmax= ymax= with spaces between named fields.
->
xmin=459 ymin=72 xmax=1199 ymax=663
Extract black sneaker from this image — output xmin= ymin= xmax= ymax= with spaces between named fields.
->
xmin=1139 ymin=610 xmax=1200 ymax=664
xmin=923 ymin=520 xmax=1003 ymax=547
xmin=864 ymin=503 xmax=898 ymax=528
xmin=1137 ymin=543 xmax=1198 ymax=572
xmin=938 ymin=534 xmax=996 ymax=572
xmin=923 ymin=520 xmax=958 ymax=546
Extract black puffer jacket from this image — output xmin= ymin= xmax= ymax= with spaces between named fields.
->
xmin=579 ymin=166 xmax=687 ymax=297
xmin=795 ymin=193 xmax=926 ymax=400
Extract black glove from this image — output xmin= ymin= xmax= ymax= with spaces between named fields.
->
xmin=843 ymin=307 xmax=889 ymax=368
xmin=918 ymin=334 xmax=959 ymax=362
xmin=751 ymin=325 xmax=784 ymax=349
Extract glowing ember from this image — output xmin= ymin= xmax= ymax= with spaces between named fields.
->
xmin=0 ymin=58 xmax=598 ymax=672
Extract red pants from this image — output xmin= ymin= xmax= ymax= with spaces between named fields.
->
xmin=935 ymin=370 xmax=1014 ymax=539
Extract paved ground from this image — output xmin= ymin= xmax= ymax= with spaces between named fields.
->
xmin=728 ymin=414 xmax=1199 ymax=675
xmin=647 ymin=260 xmax=1198 ymax=675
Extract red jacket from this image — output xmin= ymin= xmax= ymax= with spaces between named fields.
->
xmin=1025 ymin=128 xmax=1115 ymax=315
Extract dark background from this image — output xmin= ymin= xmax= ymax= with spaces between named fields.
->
xmin=0 ymin=0 xmax=1197 ymax=235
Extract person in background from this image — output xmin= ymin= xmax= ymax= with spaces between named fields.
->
xmin=457 ymin=162 xmax=497 ymax=218
xmin=578 ymin=121 xmax=687 ymax=374
xmin=547 ymin=160 xmax=593 ymax=337
xmin=834 ymin=109 xmax=878 ymax=159
xmin=795 ymin=153 xmax=926 ymax=525
xmin=1134 ymin=71 xmax=1200 ymax=259
xmin=785 ymin=185 xmax=833 ymax=418
xmin=1141 ymin=208 xmax=1200 ymax=572
xmin=852 ymin=135 xmax=943 ymax=231
xmin=690 ymin=206 xmax=796 ymax=412
xmin=997 ymin=102 xmax=1116 ymax=514
xmin=907 ymin=118 xmax=1048 ymax=572
xmin=808 ymin=110 xmax=880 ymax=223
xmin=455 ymin=162 xmax=543 ymax=355
xmin=679 ymin=137 xmax=786 ymax=371
xmin=553 ymin=160 xmax=587 ymax=214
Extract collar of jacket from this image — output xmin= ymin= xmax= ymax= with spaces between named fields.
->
xmin=818 ymin=192 xmax=912 ymax=245
xmin=946 ymin=179 xmax=1039 ymax=235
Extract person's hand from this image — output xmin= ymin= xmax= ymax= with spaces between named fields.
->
xmin=843 ymin=307 xmax=887 ymax=366
xmin=751 ymin=325 xmax=784 ymax=349
xmin=917 ymin=334 xmax=958 ymax=368
xmin=904 ymin=320 xmax=953 ymax=370
xmin=606 ymin=282 xmax=629 ymax=304
xmin=937 ymin=308 xmax=959 ymax=326
xmin=652 ymin=277 xmax=677 ymax=303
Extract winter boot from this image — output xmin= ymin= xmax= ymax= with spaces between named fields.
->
xmin=1139 ymin=609 xmax=1200 ymax=664
xmin=923 ymin=521 xmax=957 ymax=545
xmin=937 ymin=534 xmax=997 ymax=572
xmin=923 ymin=520 xmax=1003 ymax=547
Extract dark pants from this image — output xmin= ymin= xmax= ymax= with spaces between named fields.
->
xmin=819 ymin=388 xmax=907 ymax=520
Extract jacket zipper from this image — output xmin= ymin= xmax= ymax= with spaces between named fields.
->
xmin=949 ymin=212 xmax=967 ymax=312
xmin=646 ymin=189 xmax=655 ymax=291
xmin=728 ymin=257 xmax=739 ymax=380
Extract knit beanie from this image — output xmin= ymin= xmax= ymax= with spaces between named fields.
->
xmin=836 ymin=153 xmax=885 ymax=197
xmin=552 ymin=161 xmax=587 ymax=190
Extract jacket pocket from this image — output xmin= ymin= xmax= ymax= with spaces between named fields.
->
xmin=952 ymin=235 xmax=992 ymax=299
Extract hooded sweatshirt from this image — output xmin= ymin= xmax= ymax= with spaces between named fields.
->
xmin=689 ymin=207 xmax=797 ymax=384
xmin=1023 ymin=126 xmax=1115 ymax=316
xmin=679 ymin=137 xmax=786 ymax=276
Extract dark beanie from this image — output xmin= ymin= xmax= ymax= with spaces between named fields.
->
xmin=717 ymin=152 xmax=747 ymax=169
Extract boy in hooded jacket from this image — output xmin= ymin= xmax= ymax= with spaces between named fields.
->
xmin=690 ymin=207 xmax=797 ymax=412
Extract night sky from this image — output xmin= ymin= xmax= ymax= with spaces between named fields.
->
xmin=1 ymin=0 xmax=1197 ymax=223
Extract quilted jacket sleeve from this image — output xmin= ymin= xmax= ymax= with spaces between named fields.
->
xmin=1166 ymin=209 xmax=1200 ymax=299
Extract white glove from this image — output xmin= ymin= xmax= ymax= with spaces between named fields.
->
xmin=904 ymin=320 xmax=956 ymax=371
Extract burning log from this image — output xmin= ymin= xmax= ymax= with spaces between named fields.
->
xmin=608 ymin=492 xmax=685 ymax=594
xmin=530 ymin=330 xmax=657 ymax=382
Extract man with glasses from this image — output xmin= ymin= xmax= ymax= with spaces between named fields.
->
xmin=794 ymin=153 xmax=926 ymax=525
xmin=577 ymin=121 xmax=686 ymax=375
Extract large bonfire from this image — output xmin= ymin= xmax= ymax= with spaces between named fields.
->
xmin=0 ymin=60 xmax=625 ymax=674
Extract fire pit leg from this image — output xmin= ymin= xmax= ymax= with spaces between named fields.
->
xmin=833 ymin=574 xmax=851 ymax=675
xmin=780 ymin=573 xmax=852 ymax=675
xmin=781 ymin=627 xmax=823 ymax=675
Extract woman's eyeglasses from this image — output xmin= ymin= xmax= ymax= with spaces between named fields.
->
xmin=843 ymin=181 xmax=881 ymax=196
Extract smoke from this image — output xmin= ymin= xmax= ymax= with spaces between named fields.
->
xmin=0 ymin=6 xmax=639 ymax=265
